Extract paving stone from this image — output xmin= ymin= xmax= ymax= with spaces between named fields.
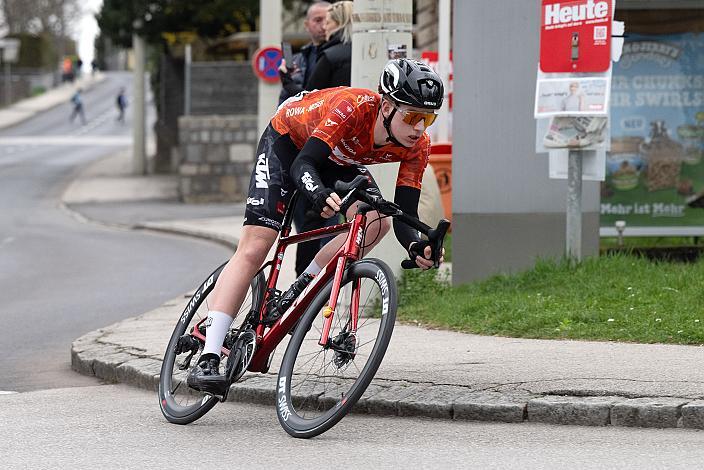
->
xmin=365 ymin=384 xmax=425 ymax=416
xmin=352 ymin=383 xmax=388 ymax=414
xmin=228 ymin=374 xmax=277 ymax=405
xmin=528 ymin=396 xmax=620 ymax=426
xmin=611 ymin=397 xmax=688 ymax=428
xmin=397 ymin=385 xmax=464 ymax=419
xmin=680 ymin=400 xmax=704 ymax=429
xmin=116 ymin=358 xmax=163 ymax=391
xmin=72 ymin=330 xmax=103 ymax=349
xmin=71 ymin=352 xmax=95 ymax=377
xmin=454 ymin=392 xmax=529 ymax=423
xmin=71 ymin=341 xmax=122 ymax=377
xmin=91 ymin=351 xmax=138 ymax=383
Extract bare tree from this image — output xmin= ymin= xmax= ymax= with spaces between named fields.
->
xmin=1 ymin=0 xmax=39 ymax=34
xmin=1 ymin=0 xmax=81 ymax=36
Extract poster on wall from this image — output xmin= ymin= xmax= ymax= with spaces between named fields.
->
xmin=601 ymin=33 xmax=704 ymax=232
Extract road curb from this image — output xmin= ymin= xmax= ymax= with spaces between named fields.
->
xmin=70 ymin=317 xmax=704 ymax=430
xmin=134 ymin=221 xmax=237 ymax=250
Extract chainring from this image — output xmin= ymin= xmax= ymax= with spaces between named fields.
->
xmin=226 ymin=329 xmax=257 ymax=383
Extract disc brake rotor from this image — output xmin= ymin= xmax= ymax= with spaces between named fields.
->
xmin=331 ymin=331 xmax=357 ymax=368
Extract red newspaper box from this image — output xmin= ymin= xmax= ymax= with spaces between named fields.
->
xmin=539 ymin=0 xmax=613 ymax=73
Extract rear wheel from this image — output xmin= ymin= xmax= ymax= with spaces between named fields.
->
xmin=158 ymin=263 xmax=266 ymax=424
xmin=276 ymin=259 xmax=397 ymax=438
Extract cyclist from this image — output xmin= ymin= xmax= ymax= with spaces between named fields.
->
xmin=188 ymin=58 xmax=445 ymax=394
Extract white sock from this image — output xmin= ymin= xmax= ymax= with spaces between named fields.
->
xmin=201 ymin=310 xmax=233 ymax=357
xmin=304 ymin=260 xmax=321 ymax=276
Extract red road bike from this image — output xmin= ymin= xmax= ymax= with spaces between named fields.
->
xmin=158 ymin=176 xmax=450 ymax=438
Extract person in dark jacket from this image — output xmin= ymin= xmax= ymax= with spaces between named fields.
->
xmin=285 ymin=1 xmax=354 ymax=277
xmin=305 ymin=1 xmax=353 ymax=91
xmin=278 ymin=1 xmax=330 ymax=104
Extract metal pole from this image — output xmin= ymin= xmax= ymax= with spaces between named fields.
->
xmin=4 ymin=60 xmax=10 ymax=107
xmin=437 ymin=0 xmax=451 ymax=142
xmin=132 ymin=33 xmax=146 ymax=175
xmin=184 ymin=43 xmax=191 ymax=116
xmin=257 ymin=0 xmax=282 ymax=136
xmin=566 ymin=149 xmax=582 ymax=261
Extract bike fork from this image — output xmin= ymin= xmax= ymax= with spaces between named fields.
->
xmin=318 ymin=259 xmax=361 ymax=346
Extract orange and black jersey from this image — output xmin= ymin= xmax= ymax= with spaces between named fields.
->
xmin=270 ymin=87 xmax=431 ymax=190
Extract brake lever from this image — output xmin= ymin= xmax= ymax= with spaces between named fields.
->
xmin=339 ymin=188 xmax=356 ymax=208
xmin=428 ymin=219 xmax=451 ymax=269
xmin=400 ymin=218 xmax=451 ymax=270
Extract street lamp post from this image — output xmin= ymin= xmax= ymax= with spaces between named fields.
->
xmin=132 ymin=21 xmax=146 ymax=175
xmin=0 ymin=38 xmax=20 ymax=107
xmin=4 ymin=60 xmax=10 ymax=107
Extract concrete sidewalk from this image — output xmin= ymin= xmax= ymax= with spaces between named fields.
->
xmin=64 ymin=151 xmax=704 ymax=431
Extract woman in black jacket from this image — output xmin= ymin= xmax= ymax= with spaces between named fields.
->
xmin=305 ymin=1 xmax=353 ymax=91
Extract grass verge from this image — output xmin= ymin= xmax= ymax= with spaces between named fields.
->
xmin=397 ymin=253 xmax=704 ymax=344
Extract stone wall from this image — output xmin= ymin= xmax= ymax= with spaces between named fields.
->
xmin=157 ymin=57 xmax=259 ymax=174
xmin=190 ymin=62 xmax=258 ymax=116
xmin=414 ymin=0 xmax=439 ymax=52
xmin=178 ymin=114 xmax=259 ymax=203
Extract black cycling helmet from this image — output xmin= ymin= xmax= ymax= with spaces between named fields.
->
xmin=378 ymin=58 xmax=444 ymax=110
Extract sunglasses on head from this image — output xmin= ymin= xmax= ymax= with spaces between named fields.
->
xmin=392 ymin=103 xmax=438 ymax=127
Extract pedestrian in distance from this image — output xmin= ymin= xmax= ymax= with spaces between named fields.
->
xmin=186 ymin=59 xmax=446 ymax=395
xmin=69 ymin=88 xmax=87 ymax=125
xmin=116 ymin=87 xmax=127 ymax=123
xmin=277 ymin=1 xmax=330 ymax=104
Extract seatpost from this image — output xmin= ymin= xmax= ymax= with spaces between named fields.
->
xmin=281 ymin=190 xmax=301 ymax=235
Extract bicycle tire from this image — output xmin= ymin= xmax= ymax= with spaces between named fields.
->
xmin=158 ymin=263 xmax=266 ymax=425
xmin=276 ymin=259 xmax=397 ymax=438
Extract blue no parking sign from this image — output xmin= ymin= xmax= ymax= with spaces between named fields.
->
xmin=252 ymin=47 xmax=283 ymax=83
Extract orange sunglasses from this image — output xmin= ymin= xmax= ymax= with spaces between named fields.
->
xmin=393 ymin=104 xmax=438 ymax=127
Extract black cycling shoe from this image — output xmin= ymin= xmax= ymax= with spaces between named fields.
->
xmin=277 ymin=272 xmax=314 ymax=314
xmin=187 ymin=354 xmax=228 ymax=395
xmin=262 ymin=273 xmax=315 ymax=326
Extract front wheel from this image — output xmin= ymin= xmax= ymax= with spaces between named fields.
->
xmin=158 ymin=263 xmax=266 ymax=425
xmin=276 ymin=259 xmax=397 ymax=438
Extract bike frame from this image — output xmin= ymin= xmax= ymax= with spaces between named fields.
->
xmin=191 ymin=191 xmax=370 ymax=373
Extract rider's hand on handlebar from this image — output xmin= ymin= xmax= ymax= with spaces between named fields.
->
xmin=314 ymin=191 xmax=342 ymax=218
xmin=409 ymin=241 xmax=445 ymax=270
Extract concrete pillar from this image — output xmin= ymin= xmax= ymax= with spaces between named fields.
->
xmin=132 ymin=33 xmax=146 ymax=175
xmin=258 ymin=0 xmax=282 ymax=136
xmin=351 ymin=0 xmax=441 ymax=275
xmin=436 ymin=0 xmax=451 ymax=142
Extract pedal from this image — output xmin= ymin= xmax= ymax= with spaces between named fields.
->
xmin=202 ymin=385 xmax=229 ymax=402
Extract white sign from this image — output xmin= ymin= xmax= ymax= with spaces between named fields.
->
xmin=0 ymin=38 xmax=20 ymax=63
xmin=534 ymin=76 xmax=610 ymax=118
xmin=549 ymin=149 xmax=606 ymax=181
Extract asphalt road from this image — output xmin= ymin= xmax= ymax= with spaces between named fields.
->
xmin=0 ymin=72 xmax=231 ymax=392
xmin=2 ymin=385 xmax=703 ymax=469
